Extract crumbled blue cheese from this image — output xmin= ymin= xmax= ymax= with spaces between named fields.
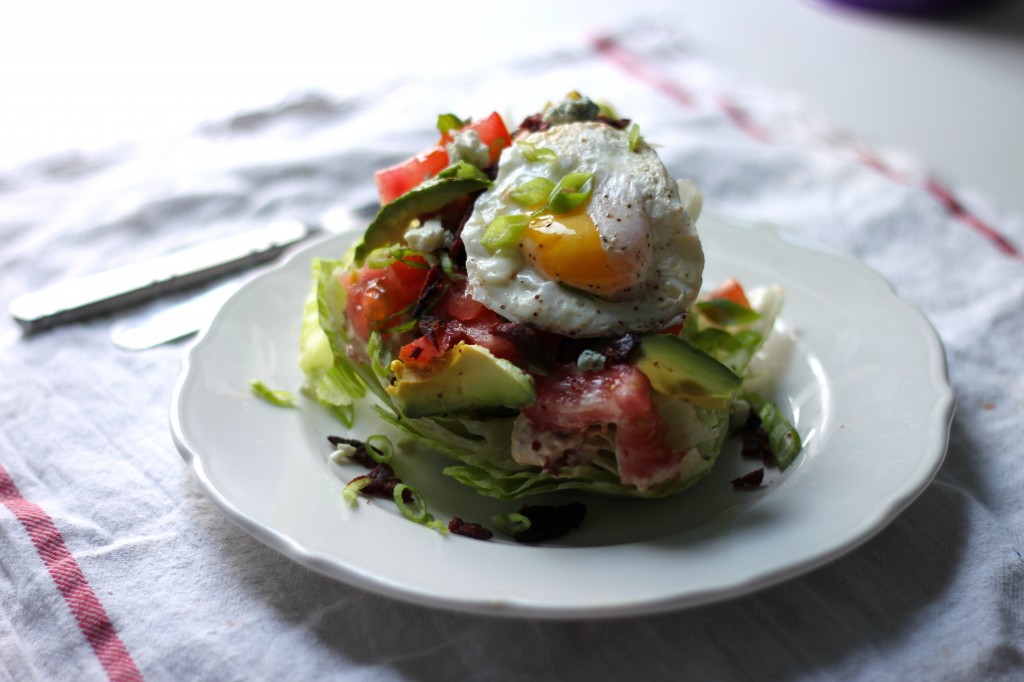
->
xmin=544 ymin=94 xmax=600 ymax=125
xmin=404 ymin=219 xmax=450 ymax=252
xmin=445 ymin=129 xmax=490 ymax=168
xmin=330 ymin=442 xmax=357 ymax=464
xmin=577 ymin=349 xmax=607 ymax=372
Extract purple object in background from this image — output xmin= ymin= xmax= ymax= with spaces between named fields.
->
xmin=825 ymin=0 xmax=992 ymax=14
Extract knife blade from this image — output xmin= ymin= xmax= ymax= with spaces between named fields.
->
xmin=102 ymin=203 xmax=373 ymax=350
xmin=9 ymin=219 xmax=317 ymax=334
xmin=109 ymin=280 xmax=240 ymax=351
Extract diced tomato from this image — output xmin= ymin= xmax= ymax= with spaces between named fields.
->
xmin=523 ymin=365 xmax=683 ymax=488
xmin=391 ymin=279 xmax=520 ymax=367
xmin=397 ymin=336 xmax=442 ymax=368
xmin=433 ymin=280 xmax=499 ymax=324
xmin=705 ymin=277 xmax=751 ymax=308
xmin=462 ymin=111 xmax=512 ymax=166
xmin=374 ymin=148 xmax=450 ymax=206
xmin=342 ymin=256 xmax=431 ymax=342
xmin=374 ymin=112 xmax=511 ymax=204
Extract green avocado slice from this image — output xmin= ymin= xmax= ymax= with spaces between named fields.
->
xmin=387 ymin=342 xmax=536 ymax=418
xmin=353 ymin=174 xmax=490 ymax=264
xmin=633 ymin=334 xmax=742 ymax=411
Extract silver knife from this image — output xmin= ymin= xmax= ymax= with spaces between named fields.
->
xmin=104 ymin=204 xmax=371 ymax=350
xmin=109 ymin=280 xmax=241 ymax=351
xmin=9 ymin=219 xmax=317 ymax=334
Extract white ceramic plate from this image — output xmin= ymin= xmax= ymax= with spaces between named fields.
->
xmin=171 ymin=213 xmax=953 ymax=619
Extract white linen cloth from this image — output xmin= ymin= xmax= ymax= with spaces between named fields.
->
xmin=2 ymin=23 xmax=1022 ymax=682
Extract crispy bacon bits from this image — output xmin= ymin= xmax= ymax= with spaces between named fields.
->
xmin=603 ymin=332 xmax=639 ymax=364
xmin=351 ymin=463 xmax=414 ymax=502
xmin=448 ymin=517 xmax=494 ymax=541
xmin=411 ymin=265 xmax=449 ymax=319
xmin=518 ymin=113 xmax=550 ymax=134
xmin=740 ymin=411 xmax=775 ymax=467
xmin=330 ymin=435 xmax=495 ymax=538
xmin=493 ymin=321 xmax=553 ymax=368
xmin=731 ymin=468 xmax=765 ymax=489
xmin=328 ymin=435 xmax=587 ymax=543
xmin=327 ymin=435 xmax=376 ymax=468
xmin=513 ymin=502 xmax=587 ymax=544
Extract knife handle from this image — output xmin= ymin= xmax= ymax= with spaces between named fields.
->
xmin=9 ymin=220 xmax=315 ymax=334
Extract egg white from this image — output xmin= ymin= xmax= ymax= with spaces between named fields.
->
xmin=460 ymin=121 xmax=704 ymax=337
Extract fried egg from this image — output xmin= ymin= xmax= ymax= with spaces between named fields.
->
xmin=460 ymin=121 xmax=704 ymax=337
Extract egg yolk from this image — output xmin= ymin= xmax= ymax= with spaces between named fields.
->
xmin=520 ymin=209 xmax=634 ymax=295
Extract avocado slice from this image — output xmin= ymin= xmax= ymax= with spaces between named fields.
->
xmin=633 ymin=334 xmax=742 ymax=411
xmin=387 ymin=342 xmax=536 ymax=418
xmin=353 ymin=173 xmax=490 ymax=265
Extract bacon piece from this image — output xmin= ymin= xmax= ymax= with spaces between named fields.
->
xmin=522 ymin=365 xmax=683 ymax=489
xmin=492 ymin=322 xmax=557 ymax=369
xmin=327 ymin=436 xmax=375 ymax=468
xmin=411 ymin=265 xmax=449 ymax=319
xmin=740 ymin=410 xmax=776 ymax=467
xmin=518 ymin=113 xmax=550 ymax=133
xmin=348 ymin=463 xmax=413 ymax=502
xmin=603 ymin=332 xmax=639 ymax=364
xmin=448 ymin=517 xmax=493 ymax=541
xmin=731 ymin=468 xmax=765 ymax=489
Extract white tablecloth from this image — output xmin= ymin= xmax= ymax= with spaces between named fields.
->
xmin=2 ymin=22 xmax=1022 ymax=682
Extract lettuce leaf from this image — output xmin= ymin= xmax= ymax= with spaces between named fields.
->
xmin=300 ymin=260 xmax=799 ymax=500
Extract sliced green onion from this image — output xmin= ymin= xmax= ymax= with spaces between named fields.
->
xmin=343 ymin=476 xmax=372 ymax=507
xmin=518 ymin=142 xmax=558 ymax=163
xmin=380 ymin=317 xmax=418 ymax=334
xmin=696 ymin=299 xmax=763 ymax=327
xmin=330 ymin=403 xmax=356 ymax=429
xmin=437 ymin=160 xmax=492 ymax=183
xmin=741 ymin=391 xmax=802 ymax=470
xmin=547 ymin=172 xmax=594 ymax=214
xmin=481 ymin=214 xmax=531 ymax=252
xmin=426 ymin=518 xmax=449 ymax=534
xmin=491 ymin=512 xmax=532 ymax=536
xmin=437 ymin=113 xmax=466 ymax=135
xmin=250 ymin=380 xmax=297 ymax=408
xmin=364 ymin=246 xmax=395 ymax=269
xmin=365 ymin=434 xmax=395 ymax=463
xmin=372 ymin=296 xmax=421 ymax=335
xmin=510 ymin=177 xmax=556 ymax=209
xmin=628 ymin=123 xmax=641 ymax=152
xmin=366 ymin=246 xmax=431 ymax=270
xmin=393 ymin=483 xmax=429 ymax=523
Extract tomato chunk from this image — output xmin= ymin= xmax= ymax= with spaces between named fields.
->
xmin=706 ymin=277 xmax=751 ymax=308
xmin=397 ymin=336 xmax=442 ymax=368
xmin=374 ymin=112 xmax=511 ymax=204
xmin=374 ymin=148 xmax=450 ymax=206
xmin=342 ymin=256 xmax=431 ymax=342
xmin=433 ymin=280 xmax=498 ymax=323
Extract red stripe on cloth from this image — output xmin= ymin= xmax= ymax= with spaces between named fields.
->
xmin=592 ymin=35 xmax=695 ymax=108
xmin=717 ymin=95 xmax=770 ymax=142
xmin=923 ymin=178 xmax=1022 ymax=259
xmin=593 ymin=33 xmax=1022 ymax=260
xmin=0 ymin=465 xmax=143 ymax=682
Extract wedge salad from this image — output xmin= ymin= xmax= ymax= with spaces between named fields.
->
xmin=299 ymin=93 xmax=800 ymax=503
